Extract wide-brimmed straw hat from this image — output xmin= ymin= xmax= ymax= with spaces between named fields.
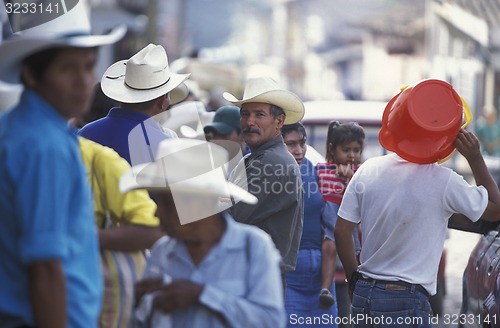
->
xmin=101 ymin=44 xmax=190 ymax=105
xmin=120 ymin=138 xmax=256 ymax=224
xmin=223 ymin=77 xmax=305 ymax=124
xmin=0 ymin=0 xmax=126 ymax=84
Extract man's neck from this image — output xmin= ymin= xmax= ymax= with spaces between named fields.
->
xmin=120 ymin=104 xmax=160 ymax=117
xmin=249 ymin=133 xmax=281 ymax=153
xmin=184 ymin=216 xmax=226 ymax=265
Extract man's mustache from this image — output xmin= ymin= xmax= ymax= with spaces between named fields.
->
xmin=242 ymin=127 xmax=260 ymax=134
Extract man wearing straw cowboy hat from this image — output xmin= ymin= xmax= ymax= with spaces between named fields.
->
xmin=223 ymin=77 xmax=305 ymax=290
xmin=334 ymin=79 xmax=500 ymax=325
xmin=120 ymin=138 xmax=285 ymax=327
xmin=78 ymin=43 xmax=190 ymax=166
xmin=0 ymin=1 xmax=125 ymax=327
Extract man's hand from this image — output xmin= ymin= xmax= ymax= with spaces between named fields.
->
xmin=134 ymin=277 xmax=164 ymax=307
xmin=455 ymin=128 xmax=482 ymax=162
xmin=152 ymin=280 xmax=204 ymax=313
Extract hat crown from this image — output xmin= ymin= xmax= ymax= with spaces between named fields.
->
xmin=222 ymin=76 xmax=305 ymax=124
xmin=13 ymin=0 xmax=91 ymax=37
xmin=125 ymin=44 xmax=170 ymax=90
xmin=242 ymin=77 xmax=281 ymax=99
xmin=120 ymin=138 xmax=257 ymax=225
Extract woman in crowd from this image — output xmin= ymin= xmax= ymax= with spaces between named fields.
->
xmin=282 ymin=122 xmax=338 ymax=327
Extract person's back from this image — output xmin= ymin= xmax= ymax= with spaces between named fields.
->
xmin=346 ymin=153 xmax=484 ymax=292
xmin=335 ymin=79 xmax=500 ymax=326
xmin=79 ymin=108 xmax=164 ymax=164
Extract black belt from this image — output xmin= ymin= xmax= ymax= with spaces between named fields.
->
xmin=358 ymin=276 xmax=430 ymax=298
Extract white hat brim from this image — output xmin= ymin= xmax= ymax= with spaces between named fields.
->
xmin=119 ymin=164 xmax=257 ymax=205
xmin=223 ymin=90 xmax=305 ymax=124
xmin=101 ymin=60 xmax=191 ymax=104
xmin=0 ymin=25 xmax=127 ymax=84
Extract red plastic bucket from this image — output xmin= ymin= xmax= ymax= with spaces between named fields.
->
xmin=378 ymin=79 xmax=463 ymax=164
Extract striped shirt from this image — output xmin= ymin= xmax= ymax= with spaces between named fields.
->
xmin=316 ymin=162 xmax=358 ymax=204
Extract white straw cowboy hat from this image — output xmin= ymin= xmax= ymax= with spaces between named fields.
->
xmin=223 ymin=77 xmax=305 ymax=124
xmin=120 ymin=138 xmax=257 ymax=224
xmin=101 ymin=44 xmax=191 ymax=105
xmin=0 ymin=0 xmax=126 ymax=84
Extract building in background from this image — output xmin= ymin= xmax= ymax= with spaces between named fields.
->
xmin=3 ymin=0 xmax=499 ymax=120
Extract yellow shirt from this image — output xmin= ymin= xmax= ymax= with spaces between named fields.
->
xmin=79 ymin=137 xmax=159 ymax=228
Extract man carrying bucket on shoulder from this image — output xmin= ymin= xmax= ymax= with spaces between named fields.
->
xmin=334 ymin=79 xmax=500 ymax=326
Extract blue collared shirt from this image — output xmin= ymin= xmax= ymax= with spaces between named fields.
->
xmin=142 ymin=213 xmax=286 ymax=328
xmin=0 ymin=90 xmax=102 ymax=327
xmin=78 ymin=107 xmax=174 ymax=165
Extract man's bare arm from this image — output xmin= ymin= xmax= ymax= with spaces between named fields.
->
xmin=29 ymin=260 xmax=66 ymax=328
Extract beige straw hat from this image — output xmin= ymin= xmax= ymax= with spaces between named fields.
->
xmin=101 ymin=44 xmax=190 ymax=105
xmin=0 ymin=0 xmax=126 ymax=84
xmin=223 ymin=77 xmax=305 ymax=124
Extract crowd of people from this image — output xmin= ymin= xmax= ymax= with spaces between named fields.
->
xmin=3 ymin=2 xmax=500 ymax=328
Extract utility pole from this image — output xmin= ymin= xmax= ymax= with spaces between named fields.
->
xmin=147 ymin=0 xmax=157 ymax=43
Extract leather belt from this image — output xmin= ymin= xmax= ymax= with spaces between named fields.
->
xmin=358 ymin=276 xmax=430 ymax=298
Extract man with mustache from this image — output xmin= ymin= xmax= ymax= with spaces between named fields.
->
xmin=223 ymin=77 xmax=305 ymax=292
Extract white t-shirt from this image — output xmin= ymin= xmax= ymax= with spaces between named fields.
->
xmin=338 ymin=153 xmax=488 ymax=295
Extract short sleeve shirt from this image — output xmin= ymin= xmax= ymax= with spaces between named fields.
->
xmin=338 ymin=153 xmax=488 ymax=294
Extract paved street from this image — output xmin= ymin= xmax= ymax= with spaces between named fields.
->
xmin=435 ymin=229 xmax=481 ymax=328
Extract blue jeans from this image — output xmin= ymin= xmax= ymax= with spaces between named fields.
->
xmin=351 ymin=278 xmax=432 ymax=328
xmin=286 ymin=249 xmax=338 ymax=328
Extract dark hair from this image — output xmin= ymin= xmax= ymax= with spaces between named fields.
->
xmin=270 ymin=104 xmax=286 ymax=119
xmin=80 ymin=82 xmax=119 ymax=126
xmin=281 ymin=121 xmax=306 ymax=138
xmin=121 ymin=97 xmax=159 ymax=111
xmin=325 ymin=121 xmax=365 ymax=162
xmin=21 ymin=47 xmax=64 ymax=83
xmin=21 ymin=46 xmax=98 ymax=84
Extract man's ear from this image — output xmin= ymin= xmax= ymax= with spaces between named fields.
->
xmin=276 ymin=114 xmax=285 ymax=129
xmin=21 ymin=65 xmax=37 ymax=89
xmin=159 ymin=94 xmax=170 ymax=110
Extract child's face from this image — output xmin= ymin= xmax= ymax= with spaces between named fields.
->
xmin=329 ymin=140 xmax=362 ymax=165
